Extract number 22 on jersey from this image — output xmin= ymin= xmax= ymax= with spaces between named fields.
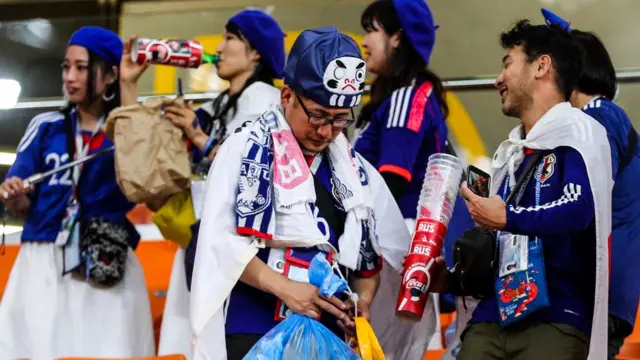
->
xmin=45 ymin=152 xmax=73 ymax=186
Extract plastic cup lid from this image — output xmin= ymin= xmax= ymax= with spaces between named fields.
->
xmin=429 ymin=153 xmax=461 ymax=164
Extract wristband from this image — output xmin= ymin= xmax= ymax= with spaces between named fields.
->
xmin=202 ymin=135 xmax=217 ymax=157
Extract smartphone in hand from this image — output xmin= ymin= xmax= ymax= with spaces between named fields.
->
xmin=467 ymin=165 xmax=491 ymax=198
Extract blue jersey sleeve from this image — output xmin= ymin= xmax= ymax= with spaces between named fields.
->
xmin=504 ymin=148 xmax=595 ymax=236
xmin=377 ymin=83 xmax=436 ymax=182
xmin=583 ymin=106 xmax=623 ymax=176
xmin=6 ymin=112 xmax=54 ymax=180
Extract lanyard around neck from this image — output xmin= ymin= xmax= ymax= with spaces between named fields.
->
xmin=72 ymin=114 xmax=105 ymax=188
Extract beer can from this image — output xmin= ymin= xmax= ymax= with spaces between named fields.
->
xmin=396 ymin=217 xmax=447 ymax=320
xmin=131 ymin=38 xmax=204 ymax=68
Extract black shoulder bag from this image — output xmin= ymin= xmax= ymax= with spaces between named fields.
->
xmin=450 ymin=151 xmax=543 ymax=301
xmin=63 ymin=110 xmax=129 ymax=287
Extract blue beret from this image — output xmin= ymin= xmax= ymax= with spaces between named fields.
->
xmin=229 ymin=9 xmax=286 ymax=79
xmin=284 ymin=26 xmax=366 ymax=109
xmin=541 ymin=8 xmax=572 ymax=33
xmin=68 ymin=26 xmax=123 ymax=66
xmin=392 ymin=0 xmax=437 ymax=65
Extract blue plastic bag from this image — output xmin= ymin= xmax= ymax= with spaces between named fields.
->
xmin=243 ymin=253 xmax=361 ymax=360
xmin=308 ymin=252 xmax=350 ymax=297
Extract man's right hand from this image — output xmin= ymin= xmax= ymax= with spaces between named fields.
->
xmin=277 ymin=279 xmax=355 ymax=328
xmin=239 ymin=256 xmax=356 ymax=328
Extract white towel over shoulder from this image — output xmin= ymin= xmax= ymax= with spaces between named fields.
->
xmin=190 ymin=106 xmax=435 ymax=359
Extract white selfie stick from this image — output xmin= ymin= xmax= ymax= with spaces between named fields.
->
xmin=1 ymin=146 xmax=115 ymax=199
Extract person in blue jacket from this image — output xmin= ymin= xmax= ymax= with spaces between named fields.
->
xmin=451 ymin=19 xmax=612 ymax=359
xmin=352 ymin=0 xmax=474 ymax=339
xmin=541 ymin=9 xmax=640 ymax=359
xmin=353 ymin=0 xmax=448 ymax=223
xmin=0 ymin=27 xmax=154 ymax=358
xmin=189 ymin=27 xmax=387 ymax=360
xmin=571 ymin=28 xmax=640 ymax=360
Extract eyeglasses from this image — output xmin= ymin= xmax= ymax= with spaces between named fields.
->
xmin=296 ymin=95 xmax=356 ymax=129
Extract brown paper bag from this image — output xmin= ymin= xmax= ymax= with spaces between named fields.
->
xmin=104 ymin=97 xmax=192 ymax=204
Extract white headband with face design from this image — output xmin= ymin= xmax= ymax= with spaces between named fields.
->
xmin=322 ymin=56 xmax=367 ymax=107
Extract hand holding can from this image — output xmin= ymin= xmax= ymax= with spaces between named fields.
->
xmin=131 ymin=38 xmax=219 ymax=69
xmin=120 ymin=36 xmax=150 ymax=85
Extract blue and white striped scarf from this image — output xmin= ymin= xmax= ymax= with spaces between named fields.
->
xmin=234 ymin=104 xmax=377 ymax=270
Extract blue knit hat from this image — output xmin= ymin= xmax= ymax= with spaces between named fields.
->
xmin=392 ymin=0 xmax=438 ymax=65
xmin=283 ymin=26 xmax=366 ymax=109
xmin=229 ymin=9 xmax=286 ymax=79
xmin=541 ymin=8 xmax=572 ymax=33
xmin=68 ymin=26 xmax=123 ymax=66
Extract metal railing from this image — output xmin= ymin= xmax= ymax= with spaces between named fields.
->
xmin=9 ymin=71 xmax=640 ymax=111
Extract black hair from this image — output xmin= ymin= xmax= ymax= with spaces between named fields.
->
xmin=62 ymin=50 xmax=121 ymax=119
xmin=357 ymin=0 xmax=448 ymax=127
xmin=203 ymin=21 xmax=276 ymax=137
xmin=571 ymin=30 xmax=617 ymax=100
xmin=499 ymin=20 xmax=582 ymax=101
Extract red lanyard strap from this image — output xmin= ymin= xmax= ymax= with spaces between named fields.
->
xmin=63 ymin=109 xmax=105 ymax=200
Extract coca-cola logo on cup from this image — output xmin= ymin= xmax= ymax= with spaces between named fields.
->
xmin=145 ymin=41 xmax=171 ymax=62
xmin=402 ymin=262 xmax=433 ymax=301
xmin=406 ymin=278 xmax=428 ymax=300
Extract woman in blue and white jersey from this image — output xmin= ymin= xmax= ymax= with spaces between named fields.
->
xmin=354 ymin=0 xmax=449 ymax=226
xmin=0 ymin=27 xmax=154 ymax=358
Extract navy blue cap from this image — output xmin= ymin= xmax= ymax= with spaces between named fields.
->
xmin=229 ymin=9 xmax=286 ymax=79
xmin=68 ymin=26 xmax=123 ymax=66
xmin=541 ymin=8 xmax=572 ymax=32
xmin=392 ymin=0 xmax=438 ymax=65
xmin=283 ymin=26 xmax=366 ymax=109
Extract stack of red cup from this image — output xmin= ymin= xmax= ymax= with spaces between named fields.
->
xmin=396 ymin=153 xmax=463 ymax=320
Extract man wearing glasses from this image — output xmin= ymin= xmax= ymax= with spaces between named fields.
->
xmin=189 ymin=27 xmax=412 ymax=360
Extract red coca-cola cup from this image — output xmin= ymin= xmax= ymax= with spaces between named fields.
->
xmin=131 ymin=38 xmax=204 ymax=68
xmin=396 ymin=153 xmax=463 ymax=321
xmin=396 ymin=217 xmax=447 ymax=320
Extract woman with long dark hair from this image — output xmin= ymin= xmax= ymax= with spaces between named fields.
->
xmin=352 ymin=0 xmax=451 ymax=351
xmin=0 ymin=26 xmax=154 ymax=358
xmin=119 ymin=9 xmax=286 ymax=359
xmin=354 ymin=0 xmax=448 ymax=227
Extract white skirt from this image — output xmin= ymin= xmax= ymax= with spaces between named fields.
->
xmin=0 ymin=242 xmax=155 ymax=359
xmin=158 ymin=248 xmax=193 ymax=359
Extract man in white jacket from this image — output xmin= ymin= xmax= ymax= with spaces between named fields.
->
xmin=189 ymin=26 xmax=433 ymax=360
